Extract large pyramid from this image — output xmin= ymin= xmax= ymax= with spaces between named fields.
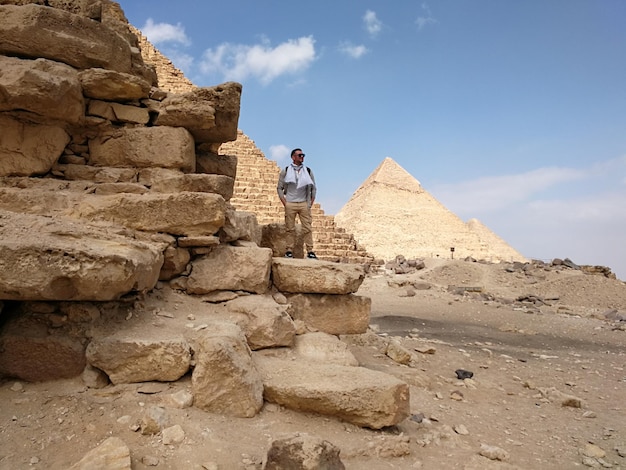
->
xmin=335 ymin=158 xmax=527 ymax=263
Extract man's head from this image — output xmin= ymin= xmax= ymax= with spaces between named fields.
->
xmin=291 ymin=148 xmax=305 ymax=165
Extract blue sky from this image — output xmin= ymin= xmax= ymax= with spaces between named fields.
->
xmin=121 ymin=1 xmax=626 ymax=280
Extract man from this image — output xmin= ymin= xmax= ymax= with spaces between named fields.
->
xmin=276 ymin=148 xmax=317 ymax=259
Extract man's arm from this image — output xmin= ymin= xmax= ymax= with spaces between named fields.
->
xmin=277 ymin=168 xmax=286 ymax=205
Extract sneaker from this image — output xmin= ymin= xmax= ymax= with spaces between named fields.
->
xmin=284 ymin=251 xmax=293 ymax=258
xmin=307 ymin=251 xmax=318 ymax=259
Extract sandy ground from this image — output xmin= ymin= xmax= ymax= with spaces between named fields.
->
xmin=1 ymin=258 xmax=625 ymax=469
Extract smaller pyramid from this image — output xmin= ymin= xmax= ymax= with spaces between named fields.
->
xmin=335 ymin=158 xmax=526 ymax=263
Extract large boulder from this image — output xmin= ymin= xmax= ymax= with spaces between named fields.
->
xmin=0 ymin=115 xmax=70 ymax=177
xmin=0 ymin=55 xmax=84 ymax=124
xmin=78 ymin=67 xmax=151 ymax=101
xmin=190 ymin=322 xmax=264 ymax=418
xmin=0 ymin=210 xmax=163 ymax=301
xmin=154 ymin=82 xmax=242 ymax=144
xmin=150 ymin=173 xmax=235 ymax=201
xmin=254 ymin=354 xmax=410 ymax=429
xmin=88 ymin=127 xmax=195 ymax=172
xmin=224 ymin=295 xmax=296 ymax=350
xmin=272 ymin=259 xmax=366 ymax=294
xmin=286 ymin=293 xmax=371 ymax=335
xmin=70 ymin=192 xmax=226 ymax=237
xmin=0 ymin=4 xmax=132 ymax=73
xmin=186 ymin=244 xmax=272 ymax=294
xmin=86 ymin=333 xmax=191 ymax=384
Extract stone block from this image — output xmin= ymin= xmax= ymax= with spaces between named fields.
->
xmin=0 ymin=115 xmax=69 ymax=177
xmin=272 ymin=259 xmax=366 ymax=294
xmin=0 ymin=4 xmax=132 ymax=73
xmin=190 ymin=322 xmax=263 ymax=417
xmin=254 ymin=354 xmax=410 ymax=429
xmin=86 ymin=333 xmax=191 ymax=384
xmin=89 ymin=127 xmax=195 ymax=172
xmin=286 ymin=293 xmax=371 ymax=335
xmin=71 ymin=192 xmax=226 ymax=237
xmin=0 ymin=56 xmax=84 ymax=124
xmin=186 ymin=244 xmax=272 ymax=295
xmin=79 ymin=67 xmax=151 ymax=101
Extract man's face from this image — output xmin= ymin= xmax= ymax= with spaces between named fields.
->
xmin=292 ymin=151 xmax=305 ymax=164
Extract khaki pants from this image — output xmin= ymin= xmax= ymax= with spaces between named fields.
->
xmin=284 ymin=201 xmax=313 ymax=252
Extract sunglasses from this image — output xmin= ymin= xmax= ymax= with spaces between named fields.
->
xmin=295 ymin=153 xmax=305 ymax=157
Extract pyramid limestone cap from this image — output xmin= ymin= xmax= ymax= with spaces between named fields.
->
xmin=361 ymin=157 xmax=422 ymax=193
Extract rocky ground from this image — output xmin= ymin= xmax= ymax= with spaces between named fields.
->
xmin=1 ymin=258 xmax=625 ymax=470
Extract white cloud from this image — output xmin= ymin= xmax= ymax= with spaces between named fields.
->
xmin=269 ymin=145 xmax=291 ymax=163
xmin=141 ymin=18 xmax=190 ymax=46
xmin=200 ymin=36 xmax=316 ymax=85
xmin=416 ymin=3 xmax=438 ymax=30
xmin=430 ymin=157 xmax=626 ymax=279
xmin=432 ymin=166 xmax=586 ymax=213
xmin=363 ymin=10 xmax=382 ymax=37
xmin=338 ymin=42 xmax=368 ymax=59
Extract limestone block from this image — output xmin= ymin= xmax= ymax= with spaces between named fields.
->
xmin=79 ymin=68 xmax=151 ymax=101
xmin=264 ymin=433 xmax=345 ymax=470
xmin=159 ymin=246 xmax=190 ymax=281
xmin=224 ymin=295 xmax=296 ymax=350
xmin=219 ymin=208 xmax=261 ymax=244
xmin=93 ymin=182 xmax=149 ymax=196
xmin=87 ymin=100 xmax=149 ymax=124
xmin=186 ymin=244 xmax=272 ymax=295
xmin=69 ymin=437 xmax=131 ymax=470
xmin=0 ymin=56 xmax=84 ymax=124
xmin=89 ymin=127 xmax=195 ymax=172
xmin=137 ymin=167 xmax=183 ymax=186
xmin=72 ymin=192 xmax=226 ymax=237
xmin=86 ymin=333 xmax=191 ymax=384
xmin=293 ymin=332 xmax=359 ymax=366
xmin=261 ymin=223 xmax=307 ymax=258
xmin=150 ymin=173 xmax=235 ymax=200
xmin=0 ymin=115 xmax=70 ymax=177
xmin=0 ymin=317 xmax=86 ymax=382
xmin=191 ymin=322 xmax=263 ymax=417
xmin=154 ymin=82 xmax=242 ymax=144
xmin=272 ymin=259 xmax=366 ymax=294
xmin=55 ymin=164 xmax=138 ymax=183
xmin=254 ymin=354 xmax=410 ymax=429
xmin=286 ymin=293 xmax=371 ymax=335
xmin=196 ymin=147 xmax=238 ymax=178
xmin=0 ymin=4 xmax=132 ymax=73
xmin=0 ymin=210 xmax=163 ymax=301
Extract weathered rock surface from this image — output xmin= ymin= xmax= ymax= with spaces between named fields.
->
xmin=272 ymin=259 xmax=366 ymax=294
xmin=0 ymin=115 xmax=70 ymax=177
xmin=0 ymin=55 xmax=84 ymax=124
xmin=0 ymin=210 xmax=163 ymax=301
xmin=88 ymin=127 xmax=195 ymax=171
xmin=190 ymin=322 xmax=264 ymax=417
xmin=292 ymin=332 xmax=359 ymax=366
xmin=71 ymin=192 xmax=226 ymax=237
xmin=78 ymin=67 xmax=151 ymax=101
xmin=286 ymin=293 xmax=371 ymax=335
xmin=86 ymin=333 xmax=191 ymax=384
xmin=186 ymin=244 xmax=272 ymax=294
xmin=0 ymin=4 xmax=132 ymax=73
xmin=154 ymin=82 xmax=242 ymax=144
xmin=264 ymin=433 xmax=345 ymax=470
xmin=69 ymin=436 xmax=131 ymax=470
xmin=253 ymin=354 xmax=410 ymax=429
xmin=224 ymin=295 xmax=296 ymax=350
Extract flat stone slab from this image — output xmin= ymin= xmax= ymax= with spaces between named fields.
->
xmin=271 ymin=259 xmax=365 ymax=294
xmin=253 ymin=354 xmax=410 ymax=429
